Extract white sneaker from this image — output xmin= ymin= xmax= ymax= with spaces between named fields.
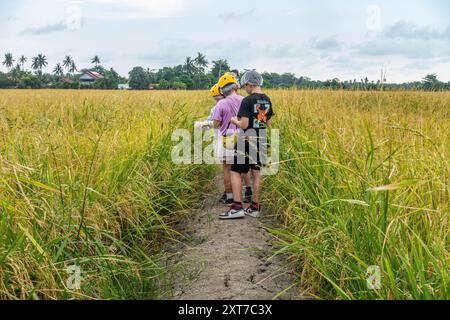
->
xmin=219 ymin=205 xmax=245 ymax=220
xmin=245 ymin=205 xmax=261 ymax=218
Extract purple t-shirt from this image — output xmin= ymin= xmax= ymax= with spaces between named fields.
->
xmin=212 ymin=95 xmax=244 ymax=136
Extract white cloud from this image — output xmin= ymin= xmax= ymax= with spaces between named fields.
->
xmin=383 ymin=21 xmax=450 ymax=40
xmin=311 ymin=35 xmax=343 ymax=51
xmin=20 ymin=19 xmax=82 ymax=35
xmin=356 ymin=21 xmax=450 ymax=61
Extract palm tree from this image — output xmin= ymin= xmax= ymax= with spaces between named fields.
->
xmin=19 ymin=55 xmax=27 ymax=71
xmin=31 ymin=54 xmax=48 ymax=75
xmin=91 ymin=55 xmax=101 ymax=67
xmin=63 ymin=56 xmax=73 ymax=73
xmin=211 ymin=59 xmax=230 ymax=78
xmin=31 ymin=57 xmax=40 ymax=74
xmin=69 ymin=61 xmax=77 ymax=74
xmin=37 ymin=54 xmax=48 ymax=72
xmin=183 ymin=57 xmax=196 ymax=75
xmin=2 ymin=53 xmax=15 ymax=72
xmin=10 ymin=64 xmax=22 ymax=82
xmin=194 ymin=52 xmax=208 ymax=73
xmin=53 ymin=63 xmax=64 ymax=80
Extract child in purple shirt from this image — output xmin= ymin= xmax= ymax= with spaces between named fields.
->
xmin=212 ymin=95 xmax=243 ymax=137
xmin=212 ymin=75 xmax=253 ymax=205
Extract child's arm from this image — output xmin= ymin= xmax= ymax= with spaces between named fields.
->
xmin=211 ymin=104 xmax=223 ymax=129
xmin=231 ymin=116 xmax=249 ymax=130
xmin=194 ymin=120 xmax=214 ymax=130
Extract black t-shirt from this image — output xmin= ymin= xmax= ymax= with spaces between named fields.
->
xmin=237 ymin=93 xmax=274 ymax=134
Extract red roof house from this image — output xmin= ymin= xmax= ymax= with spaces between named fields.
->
xmin=79 ymin=70 xmax=103 ymax=85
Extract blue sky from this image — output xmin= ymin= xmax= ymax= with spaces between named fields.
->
xmin=1 ymin=0 xmax=449 ymax=82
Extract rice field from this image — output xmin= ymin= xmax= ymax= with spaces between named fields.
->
xmin=266 ymin=90 xmax=449 ymax=300
xmin=0 ymin=90 xmax=215 ymax=299
xmin=0 ymin=89 xmax=448 ymax=300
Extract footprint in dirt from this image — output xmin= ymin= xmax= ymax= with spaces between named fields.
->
xmin=224 ymin=274 xmax=231 ymax=288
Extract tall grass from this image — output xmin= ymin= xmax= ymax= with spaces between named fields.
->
xmin=265 ymin=90 xmax=449 ymax=300
xmin=0 ymin=90 xmax=215 ymax=299
xmin=1 ymin=89 xmax=448 ymax=300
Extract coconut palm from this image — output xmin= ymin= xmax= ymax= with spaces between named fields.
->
xmin=183 ymin=57 xmax=196 ymax=75
xmin=31 ymin=54 xmax=48 ymax=74
xmin=19 ymin=55 xmax=27 ymax=71
xmin=194 ymin=52 xmax=208 ymax=73
xmin=53 ymin=63 xmax=64 ymax=80
xmin=10 ymin=64 xmax=22 ymax=82
xmin=211 ymin=59 xmax=230 ymax=79
xmin=91 ymin=55 xmax=101 ymax=67
xmin=69 ymin=61 xmax=77 ymax=74
xmin=31 ymin=57 xmax=39 ymax=72
xmin=2 ymin=53 xmax=15 ymax=72
xmin=63 ymin=56 xmax=73 ymax=73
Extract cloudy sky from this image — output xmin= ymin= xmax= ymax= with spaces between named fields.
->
xmin=1 ymin=0 xmax=449 ymax=82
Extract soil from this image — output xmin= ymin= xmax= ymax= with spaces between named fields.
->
xmin=168 ymin=175 xmax=302 ymax=300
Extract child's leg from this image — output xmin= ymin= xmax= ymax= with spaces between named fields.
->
xmin=251 ymin=169 xmax=262 ymax=204
xmin=231 ymin=171 xmax=243 ymax=203
xmin=244 ymin=172 xmax=252 ymax=188
xmin=243 ymin=172 xmax=253 ymax=203
xmin=223 ymin=164 xmax=232 ymax=196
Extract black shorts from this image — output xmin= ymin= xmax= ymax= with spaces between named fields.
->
xmin=230 ymin=138 xmax=265 ymax=174
xmin=231 ymin=162 xmax=262 ymax=174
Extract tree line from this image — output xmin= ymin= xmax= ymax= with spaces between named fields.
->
xmin=1 ymin=52 xmax=449 ymax=91
xmin=0 ymin=53 xmax=125 ymax=89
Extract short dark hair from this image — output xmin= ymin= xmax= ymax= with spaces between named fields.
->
xmin=231 ymin=69 xmax=240 ymax=77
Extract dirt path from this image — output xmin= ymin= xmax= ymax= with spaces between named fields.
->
xmin=169 ymin=175 xmax=302 ymax=300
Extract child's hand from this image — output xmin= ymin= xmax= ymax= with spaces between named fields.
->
xmin=231 ymin=116 xmax=239 ymax=125
xmin=195 ymin=121 xmax=214 ymax=130
xmin=194 ymin=121 xmax=204 ymax=129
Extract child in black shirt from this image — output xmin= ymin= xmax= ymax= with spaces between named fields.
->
xmin=219 ymin=70 xmax=275 ymax=220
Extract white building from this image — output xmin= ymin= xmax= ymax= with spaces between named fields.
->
xmin=118 ymin=83 xmax=130 ymax=90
